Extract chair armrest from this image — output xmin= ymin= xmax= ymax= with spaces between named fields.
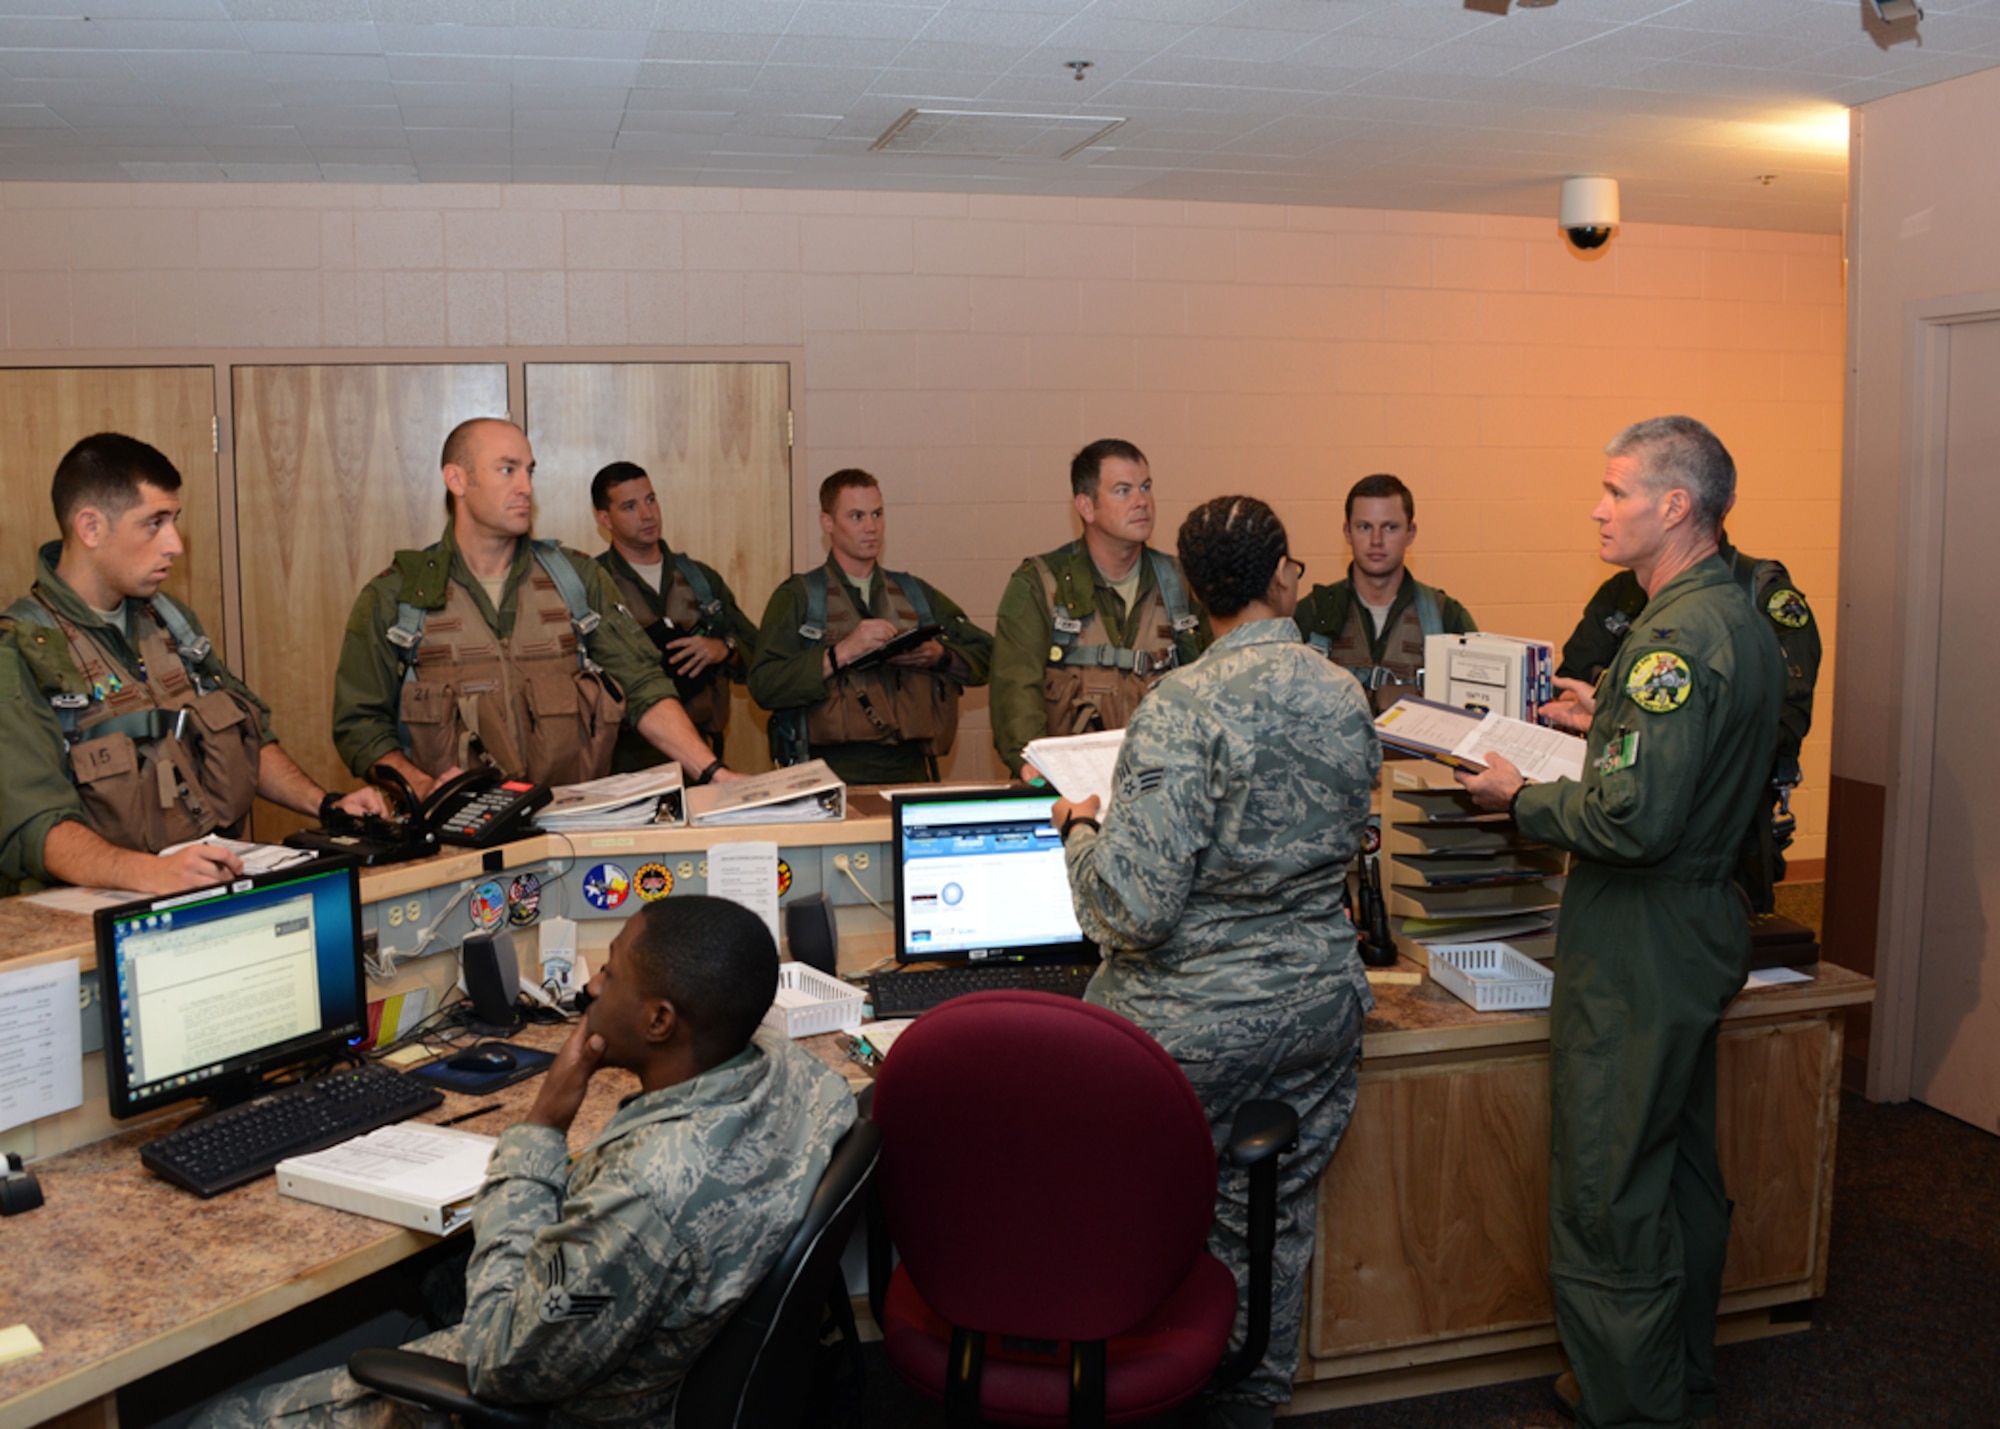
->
xmin=346 ymin=1348 xmax=551 ymax=1429
xmin=1224 ymin=1099 xmax=1298 ymax=1169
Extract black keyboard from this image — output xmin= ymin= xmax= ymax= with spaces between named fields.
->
xmin=868 ymin=962 xmax=1097 ymax=1018
xmin=140 ymin=1064 xmax=445 ymax=1198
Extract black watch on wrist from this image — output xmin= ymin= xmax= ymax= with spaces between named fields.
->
xmin=1060 ymin=813 xmax=1101 ymax=841
xmin=692 ymin=758 xmax=724 ymax=787
xmin=317 ymin=791 xmax=341 ymax=825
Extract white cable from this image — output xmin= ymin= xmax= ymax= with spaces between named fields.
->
xmin=832 ymin=854 xmax=890 ymax=917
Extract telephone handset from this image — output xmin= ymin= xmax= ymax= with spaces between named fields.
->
xmin=418 ymin=768 xmax=552 ymax=848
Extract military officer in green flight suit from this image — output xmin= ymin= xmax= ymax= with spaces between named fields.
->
xmin=1558 ymin=536 xmax=1820 ymax=912
xmin=1457 ymin=416 xmax=1784 ymax=1429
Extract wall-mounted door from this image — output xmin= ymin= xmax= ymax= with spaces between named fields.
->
xmin=0 ymin=367 xmax=219 ymax=640
xmin=233 ymin=363 xmax=509 ymax=836
xmin=524 ymin=362 xmax=792 ymax=771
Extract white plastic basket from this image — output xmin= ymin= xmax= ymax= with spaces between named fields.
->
xmin=1425 ymin=942 xmax=1554 ymax=1013
xmin=762 ymin=963 xmax=865 ymax=1039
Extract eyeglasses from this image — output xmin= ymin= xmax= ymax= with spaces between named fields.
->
xmin=1282 ymin=556 xmax=1307 ymax=582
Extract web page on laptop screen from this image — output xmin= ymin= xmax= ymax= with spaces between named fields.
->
xmin=899 ymin=795 xmax=1085 ymax=958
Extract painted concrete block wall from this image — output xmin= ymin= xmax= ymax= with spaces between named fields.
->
xmin=0 ymin=180 xmax=1843 ymax=856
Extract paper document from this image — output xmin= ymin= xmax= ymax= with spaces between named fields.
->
xmin=1745 ymin=967 xmax=1814 ymax=989
xmin=278 ymin=1122 xmax=497 ymax=1234
xmin=1022 ymin=729 xmax=1126 ymax=812
xmin=539 ymin=768 xmax=686 ymax=830
xmin=161 ymin=834 xmax=317 ymax=875
xmin=21 ymin=885 xmax=146 ymax=915
xmin=0 ymin=960 xmax=84 ymax=1135
xmin=689 ymin=761 xmax=845 ymax=826
xmin=1376 ymin=699 xmax=1586 ymax=785
xmin=707 ymin=841 xmax=782 ymax=948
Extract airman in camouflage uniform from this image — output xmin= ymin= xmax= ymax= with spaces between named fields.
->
xmin=1056 ymin=500 xmax=1380 ymax=1426
xmin=193 ymin=899 xmax=855 ymax=1429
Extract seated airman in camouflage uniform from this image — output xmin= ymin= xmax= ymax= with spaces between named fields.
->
xmin=1051 ymin=496 xmax=1380 ymax=1429
xmin=193 ymin=896 xmax=855 ymax=1429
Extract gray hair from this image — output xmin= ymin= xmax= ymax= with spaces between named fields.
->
xmin=1605 ymin=415 xmax=1734 ymax=536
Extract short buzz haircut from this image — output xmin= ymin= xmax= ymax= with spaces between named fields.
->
xmin=819 ymin=467 xmax=879 ymax=514
xmin=1071 ymin=438 xmax=1148 ymax=499
xmin=1606 ymin=415 xmax=1735 ymax=537
xmin=1344 ymin=473 xmax=1414 ymax=524
xmin=591 ymin=460 xmax=649 ymax=512
xmin=52 ymin=433 xmax=182 ymax=532
xmin=625 ymin=896 xmax=779 ymax=1070
xmin=439 ymin=416 xmax=519 ymax=517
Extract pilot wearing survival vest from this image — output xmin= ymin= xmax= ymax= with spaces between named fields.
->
xmin=0 ymin=433 xmax=386 ymax=896
xmin=747 ymin=469 xmax=992 ymax=785
xmin=1295 ymin=473 xmax=1477 ymax=715
xmin=988 ymin=438 xmax=1211 ymax=778
xmin=331 ymin=418 xmax=737 ymax=798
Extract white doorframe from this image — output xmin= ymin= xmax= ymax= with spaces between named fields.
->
xmin=1870 ymin=291 xmax=2000 ymax=1101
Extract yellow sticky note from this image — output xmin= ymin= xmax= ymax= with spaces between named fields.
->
xmin=380 ymin=1044 xmax=433 ymax=1069
xmin=0 ymin=1324 xmax=43 ymax=1365
xmin=1365 ymin=968 xmax=1424 ymax=987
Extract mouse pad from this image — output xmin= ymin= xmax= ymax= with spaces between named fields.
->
xmin=410 ymin=1042 xmax=556 ymax=1096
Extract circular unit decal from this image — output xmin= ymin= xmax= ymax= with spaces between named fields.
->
xmin=468 ymin=880 xmax=507 ymax=932
xmin=776 ymin=858 xmax=793 ymax=897
xmin=582 ymin=862 xmax=631 ymax=912
xmin=507 ymin=872 xmax=542 ymax=927
xmin=635 ymin=862 xmax=674 ymax=902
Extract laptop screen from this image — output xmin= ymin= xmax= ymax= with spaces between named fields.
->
xmin=892 ymin=788 xmax=1093 ymax=965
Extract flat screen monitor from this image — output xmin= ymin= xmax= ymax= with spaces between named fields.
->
xmin=95 ymin=859 xmax=368 ymax=1120
xmin=892 ymin=787 xmax=1094 ymax=966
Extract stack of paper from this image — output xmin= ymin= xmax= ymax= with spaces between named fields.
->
xmin=538 ymin=768 xmax=686 ymax=832
xmin=1022 ymin=729 xmax=1125 ymax=811
xmin=1376 ymin=699 xmax=1586 ymax=785
xmin=689 ymin=761 xmax=846 ymax=827
xmin=277 ymin=1122 xmax=497 ymax=1234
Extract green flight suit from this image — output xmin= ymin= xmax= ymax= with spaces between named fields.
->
xmin=332 ymin=522 xmax=682 ymax=781
xmin=1558 ymin=544 xmax=1820 ymax=910
xmin=1512 ymin=554 xmax=1784 ymax=1429
xmin=595 ymin=540 xmax=759 ymax=771
xmin=988 ymin=542 xmax=1211 ymax=777
xmin=746 ymin=557 xmax=992 ymax=786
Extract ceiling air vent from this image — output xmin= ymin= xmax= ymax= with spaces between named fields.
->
xmin=871 ymin=109 xmax=1124 ymax=161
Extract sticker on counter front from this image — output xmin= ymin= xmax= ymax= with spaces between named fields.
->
xmin=507 ymin=872 xmax=542 ymax=927
xmin=776 ymin=858 xmax=793 ymax=896
xmin=582 ymin=862 xmax=630 ymax=912
xmin=635 ymin=862 xmax=673 ymax=901
xmin=468 ymin=880 xmax=507 ymax=932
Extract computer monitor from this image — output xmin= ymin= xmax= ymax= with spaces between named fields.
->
xmin=95 ymin=860 xmax=368 ymax=1120
xmin=892 ymin=787 xmax=1094 ymax=965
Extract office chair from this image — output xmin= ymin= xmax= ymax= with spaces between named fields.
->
xmin=867 ymin=990 xmax=1299 ymax=1428
xmin=347 ymin=1117 xmax=882 ymax=1429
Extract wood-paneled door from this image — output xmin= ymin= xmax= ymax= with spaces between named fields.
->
xmin=0 ymin=367 xmax=220 ymax=641
xmin=233 ymin=363 xmax=509 ymax=837
xmin=523 ymin=362 xmax=793 ymax=772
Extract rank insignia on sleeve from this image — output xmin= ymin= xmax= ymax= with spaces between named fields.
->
xmin=1766 ymin=588 xmax=1811 ymax=629
xmin=1118 ymin=766 xmax=1165 ymax=801
xmin=1625 ymin=651 xmax=1692 ymax=713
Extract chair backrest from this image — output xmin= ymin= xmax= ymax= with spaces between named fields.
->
xmin=673 ymin=1117 xmax=883 ymax=1429
xmin=871 ymin=990 xmax=1218 ymax=1344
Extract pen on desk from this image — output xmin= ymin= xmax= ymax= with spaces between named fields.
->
xmin=439 ymin=1103 xmax=504 ymax=1127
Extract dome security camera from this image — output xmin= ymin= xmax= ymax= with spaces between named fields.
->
xmin=1560 ymin=176 xmax=1620 ymax=250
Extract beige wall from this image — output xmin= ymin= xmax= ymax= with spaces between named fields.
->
xmin=0 ymin=180 xmax=1844 ymax=855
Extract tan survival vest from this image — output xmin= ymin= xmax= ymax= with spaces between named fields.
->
xmin=1307 ymin=580 xmax=1445 ymax=715
xmin=388 ymin=541 xmax=624 ymax=787
xmin=1034 ymin=547 xmax=1199 ymax=737
xmin=8 ymin=594 xmax=263 ymax=852
xmin=773 ymin=567 xmax=959 ymax=762
xmin=601 ymin=550 xmax=729 ymax=735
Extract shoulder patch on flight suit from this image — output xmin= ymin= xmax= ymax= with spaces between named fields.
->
xmin=1625 ymin=650 xmax=1692 ymax=714
xmin=1765 ymin=588 xmax=1811 ymax=629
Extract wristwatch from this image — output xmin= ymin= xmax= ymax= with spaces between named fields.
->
xmin=1060 ymin=813 xmax=1101 ymax=841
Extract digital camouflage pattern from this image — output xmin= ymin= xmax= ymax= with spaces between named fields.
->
xmin=1513 ymin=554 xmax=1783 ymax=1429
xmin=192 ymin=1030 xmax=855 ymax=1429
xmin=1062 ymin=617 xmax=1380 ymax=1412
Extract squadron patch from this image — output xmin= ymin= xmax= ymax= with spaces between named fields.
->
xmin=1766 ymin=588 xmax=1811 ymax=629
xmin=1117 ymin=766 xmax=1166 ymax=802
xmin=1625 ymin=651 xmax=1692 ymax=714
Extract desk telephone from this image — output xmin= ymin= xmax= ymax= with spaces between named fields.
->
xmin=286 ymin=766 xmax=551 ymax=863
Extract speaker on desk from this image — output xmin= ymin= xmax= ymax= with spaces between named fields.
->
xmin=786 ymin=893 xmax=838 ymax=976
xmin=462 ymin=931 xmax=524 ymax=1032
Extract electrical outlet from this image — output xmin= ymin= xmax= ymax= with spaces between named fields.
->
xmin=833 ymin=853 xmax=851 ymax=874
xmin=677 ymin=860 xmax=694 ymax=879
xmin=387 ymin=904 xmax=404 ymax=927
xmin=405 ymin=899 xmax=422 ymax=924
xmin=851 ymin=851 xmax=869 ymax=871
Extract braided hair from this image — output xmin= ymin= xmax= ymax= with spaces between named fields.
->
xmin=1177 ymin=495 xmax=1289 ymax=618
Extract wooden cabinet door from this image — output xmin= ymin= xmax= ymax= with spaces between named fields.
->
xmin=232 ymin=363 xmax=509 ymax=836
xmin=0 ymin=367 xmax=219 ymax=641
xmin=524 ymin=362 xmax=792 ymax=772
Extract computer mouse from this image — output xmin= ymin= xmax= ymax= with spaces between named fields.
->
xmin=446 ymin=1046 xmax=518 ymax=1074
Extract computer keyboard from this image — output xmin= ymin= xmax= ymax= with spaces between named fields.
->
xmin=867 ymin=962 xmax=1098 ymax=1018
xmin=140 ymin=1063 xmax=445 ymax=1198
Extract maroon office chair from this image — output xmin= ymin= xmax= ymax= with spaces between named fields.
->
xmin=867 ymin=990 xmax=1298 ymax=1428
